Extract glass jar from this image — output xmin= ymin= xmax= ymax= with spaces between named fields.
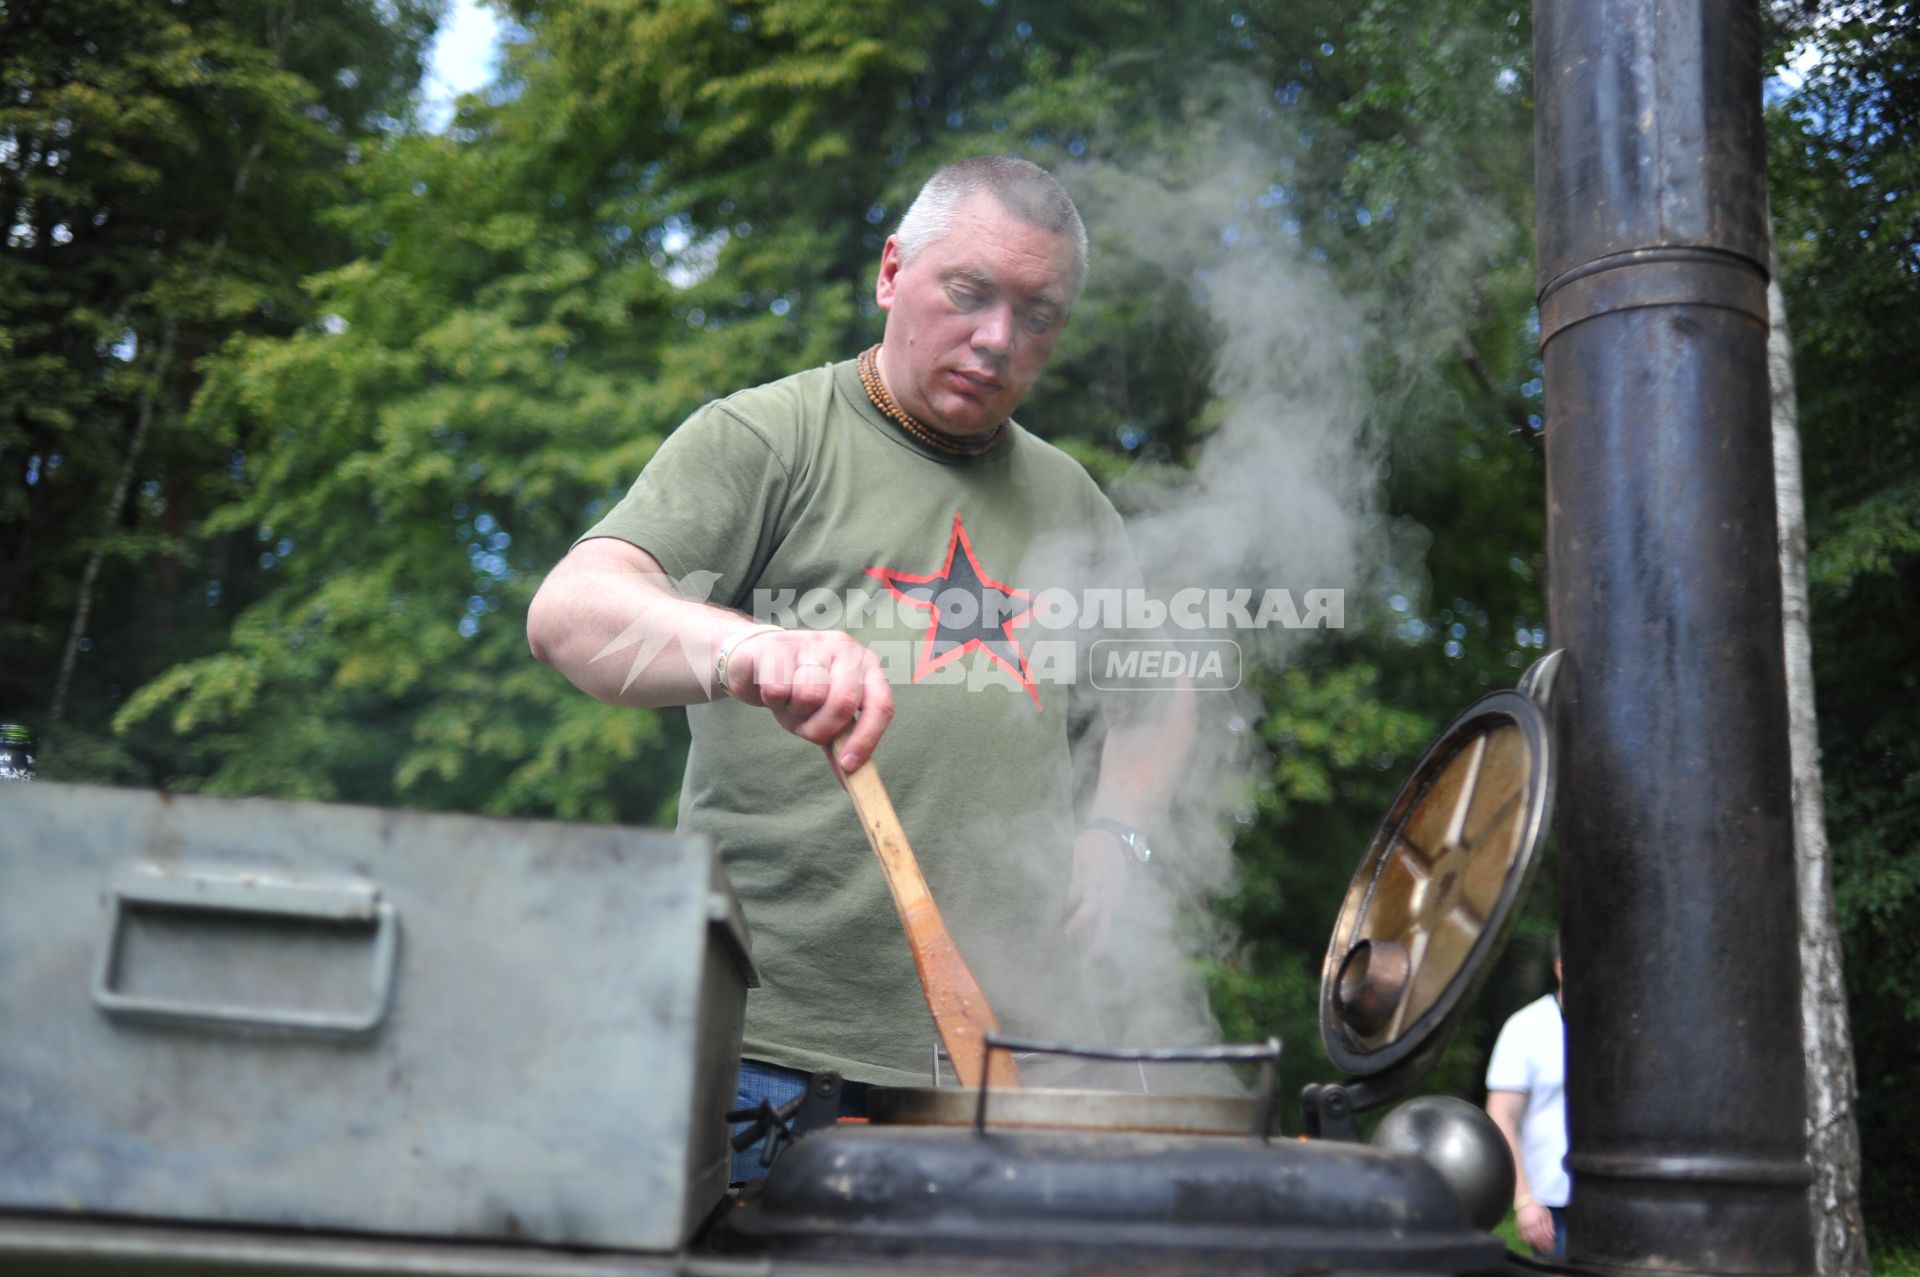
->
xmin=0 ymin=724 xmax=37 ymax=781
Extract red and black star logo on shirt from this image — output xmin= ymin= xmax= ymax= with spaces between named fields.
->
xmin=866 ymin=512 xmax=1040 ymax=706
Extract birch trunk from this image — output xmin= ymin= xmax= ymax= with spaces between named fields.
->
xmin=1769 ymin=256 xmax=1869 ymax=1277
xmin=46 ymin=124 xmax=271 ymax=728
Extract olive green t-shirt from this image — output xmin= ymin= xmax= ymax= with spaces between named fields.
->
xmin=580 ymin=358 xmax=1134 ymax=1086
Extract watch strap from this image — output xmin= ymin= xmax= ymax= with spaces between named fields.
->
xmin=1085 ymin=817 xmax=1152 ymax=864
xmin=713 ymin=624 xmax=785 ymax=698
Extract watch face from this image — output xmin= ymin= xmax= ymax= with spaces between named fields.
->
xmin=1320 ymin=683 xmax=1555 ymax=1077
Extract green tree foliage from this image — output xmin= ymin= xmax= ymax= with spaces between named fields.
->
xmin=0 ymin=0 xmax=437 ymax=776
xmin=112 ymin=0 xmax=964 ymax=819
xmin=1770 ymin=0 xmax=1920 ymax=1242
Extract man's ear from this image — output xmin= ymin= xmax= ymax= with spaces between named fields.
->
xmin=875 ymin=236 xmax=902 ymax=311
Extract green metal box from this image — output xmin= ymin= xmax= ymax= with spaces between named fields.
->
xmin=0 ymin=783 xmax=755 ymax=1258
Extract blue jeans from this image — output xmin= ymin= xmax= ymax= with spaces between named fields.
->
xmin=1547 ymin=1205 xmax=1568 ymax=1258
xmin=729 ymin=1058 xmax=869 ymax=1184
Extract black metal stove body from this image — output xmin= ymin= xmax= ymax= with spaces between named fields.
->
xmin=729 ymin=1125 xmax=1504 ymax=1276
xmin=716 ymin=1032 xmax=1515 ymax=1276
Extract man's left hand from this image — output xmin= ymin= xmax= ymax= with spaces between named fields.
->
xmin=1064 ymin=828 xmax=1133 ymax=963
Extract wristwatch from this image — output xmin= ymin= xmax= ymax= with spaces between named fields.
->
xmin=1085 ymin=818 xmax=1153 ymax=865
xmin=713 ymin=624 xmax=784 ymax=698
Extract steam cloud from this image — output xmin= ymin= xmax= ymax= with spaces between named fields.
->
xmin=956 ymin=95 xmax=1500 ymax=1091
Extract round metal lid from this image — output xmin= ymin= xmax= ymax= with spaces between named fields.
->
xmin=1321 ymin=656 xmax=1558 ymax=1078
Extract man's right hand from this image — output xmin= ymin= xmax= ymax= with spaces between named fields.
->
xmin=720 ymin=626 xmax=894 ymax=772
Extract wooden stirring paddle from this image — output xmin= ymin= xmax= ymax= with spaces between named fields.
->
xmin=829 ymin=737 xmax=1023 ymax=1091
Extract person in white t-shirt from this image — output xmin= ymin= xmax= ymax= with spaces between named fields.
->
xmin=1485 ymin=936 xmax=1568 ymax=1257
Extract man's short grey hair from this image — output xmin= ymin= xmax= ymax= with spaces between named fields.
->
xmin=893 ymin=155 xmax=1089 ymax=297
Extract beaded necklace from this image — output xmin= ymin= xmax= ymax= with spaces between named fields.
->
xmin=856 ymin=345 xmax=1009 ymax=459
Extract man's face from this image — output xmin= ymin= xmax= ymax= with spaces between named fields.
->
xmin=874 ymin=192 xmax=1077 ymax=436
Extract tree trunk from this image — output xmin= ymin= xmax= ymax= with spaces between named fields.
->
xmin=49 ymin=318 xmax=178 ymax=727
xmin=46 ymin=0 xmax=291 ymax=729
xmin=1769 ymin=252 xmax=1869 ymax=1277
xmin=46 ymin=122 xmax=273 ymax=729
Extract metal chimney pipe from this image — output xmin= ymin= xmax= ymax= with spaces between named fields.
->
xmin=1533 ymin=1 xmax=1815 ymax=1272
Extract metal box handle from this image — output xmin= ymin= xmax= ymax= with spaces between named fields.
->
xmin=90 ymin=865 xmax=399 ymax=1036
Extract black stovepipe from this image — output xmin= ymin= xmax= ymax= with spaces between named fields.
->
xmin=1533 ymin=0 xmax=1815 ymax=1272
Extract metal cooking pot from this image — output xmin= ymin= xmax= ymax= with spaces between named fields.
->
xmin=866 ymin=1035 xmax=1282 ymax=1137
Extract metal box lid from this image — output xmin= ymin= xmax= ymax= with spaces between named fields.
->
xmin=0 ymin=783 xmax=754 ymax=1253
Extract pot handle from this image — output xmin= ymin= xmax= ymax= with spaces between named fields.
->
xmin=972 ymin=1034 xmax=1282 ymax=1141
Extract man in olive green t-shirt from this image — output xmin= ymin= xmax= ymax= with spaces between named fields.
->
xmin=528 ymin=157 xmax=1190 ymax=1099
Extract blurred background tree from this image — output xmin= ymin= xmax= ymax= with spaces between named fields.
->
xmin=0 ymin=0 xmax=437 ymax=777
xmin=1769 ymin=0 xmax=1920 ymax=1248
xmin=2 ymin=0 xmax=1912 ymax=1254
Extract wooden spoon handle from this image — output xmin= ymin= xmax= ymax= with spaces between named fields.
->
xmin=831 ymin=741 xmax=1022 ymax=1091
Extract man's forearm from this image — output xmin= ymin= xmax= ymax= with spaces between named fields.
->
xmin=529 ymin=536 xmax=896 ymax=771
xmin=1086 ymin=684 xmax=1197 ymax=833
xmin=1484 ymin=1092 xmax=1536 ymax=1203
xmin=1488 ymin=1091 xmax=1554 ymax=1251
xmin=526 ymin=539 xmax=759 ymax=708
xmin=1062 ymin=684 xmax=1199 ymax=956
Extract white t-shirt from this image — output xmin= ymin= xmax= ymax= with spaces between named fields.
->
xmin=1485 ymin=992 xmax=1569 ymax=1207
